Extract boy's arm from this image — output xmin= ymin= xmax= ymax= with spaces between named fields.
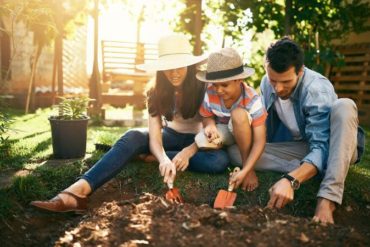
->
xmin=241 ymin=124 xmax=266 ymax=171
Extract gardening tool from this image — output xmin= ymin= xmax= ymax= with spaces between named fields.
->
xmin=213 ymin=167 xmax=241 ymax=209
xmin=165 ymin=182 xmax=184 ymax=203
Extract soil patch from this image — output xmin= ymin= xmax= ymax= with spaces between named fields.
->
xmin=1 ymin=179 xmax=370 ymax=246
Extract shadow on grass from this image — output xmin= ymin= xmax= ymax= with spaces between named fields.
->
xmin=0 ymin=136 xmax=52 ymax=170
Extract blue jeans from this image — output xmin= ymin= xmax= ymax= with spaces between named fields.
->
xmin=82 ymin=127 xmax=229 ymax=192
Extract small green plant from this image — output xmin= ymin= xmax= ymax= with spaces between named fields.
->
xmin=0 ymin=111 xmax=12 ymax=157
xmin=51 ymin=96 xmax=92 ymax=120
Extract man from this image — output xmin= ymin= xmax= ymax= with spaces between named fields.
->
xmin=228 ymin=37 xmax=365 ymax=224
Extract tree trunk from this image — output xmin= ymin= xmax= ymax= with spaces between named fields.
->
xmin=25 ymin=44 xmax=42 ymax=114
xmin=193 ymin=0 xmax=203 ymax=55
xmin=284 ymin=0 xmax=292 ymax=36
xmin=51 ymin=43 xmax=57 ymax=105
xmin=89 ymin=0 xmax=101 ymax=114
xmin=54 ymin=1 xmax=64 ymax=97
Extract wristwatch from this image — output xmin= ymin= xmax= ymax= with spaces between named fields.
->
xmin=281 ymin=174 xmax=300 ymax=190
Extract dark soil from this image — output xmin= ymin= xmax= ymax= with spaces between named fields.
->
xmin=1 ymin=179 xmax=370 ymax=247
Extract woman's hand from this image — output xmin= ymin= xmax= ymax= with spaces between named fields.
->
xmin=173 ymin=143 xmax=198 ymax=171
xmin=159 ymin=157 xmax=176 ymax=183
xmin=173 ymin=149 xmax=191 ymax=171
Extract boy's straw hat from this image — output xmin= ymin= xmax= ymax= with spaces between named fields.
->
xmin=196 ymin=47 xmax=254 ymax=83
xmin=137 ymin=34 xmax=207 ymax=72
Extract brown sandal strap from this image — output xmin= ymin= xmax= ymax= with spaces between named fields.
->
xmin=60 ymin=191 xmax=88 ymax=210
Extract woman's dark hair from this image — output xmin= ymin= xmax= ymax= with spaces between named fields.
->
xmin=146 ymin=64 xmax=206 ymax=121
xmin=266 ymin=37 xmax=304 ymax=74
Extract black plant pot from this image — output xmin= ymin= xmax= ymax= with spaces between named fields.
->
xmin=49 ymin=117 xmax=89 ymax=159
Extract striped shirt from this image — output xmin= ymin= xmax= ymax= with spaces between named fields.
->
xmin=199 ymin=83 xmax=267 ymax=127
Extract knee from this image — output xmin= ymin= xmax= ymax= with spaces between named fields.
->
xmin=116 ymin=129 xmax=148 ymax=147
xmin=331 ymin=98 xmax=358 ymax=123
xmin=207 ymin=151 xmax=229 ymax=173
xmin=231 ymin=108 xmax=251 ymax=127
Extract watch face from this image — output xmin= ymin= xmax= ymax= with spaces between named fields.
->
xmin=291 ymin=180 xmax=300 ymax=190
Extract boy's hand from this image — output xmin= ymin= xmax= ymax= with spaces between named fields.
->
xmin=204 ymin=125 xmax=221 ymax=144
xmin=229 ymin=169 xmax=247 ymax=189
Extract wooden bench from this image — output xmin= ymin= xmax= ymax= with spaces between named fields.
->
xmin=329 ymin=43 xmax=370 ymax=126
xmin=101 ymin=40 xmax=157 ymax=124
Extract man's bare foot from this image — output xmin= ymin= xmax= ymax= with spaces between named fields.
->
xmin=313 ymin=197 xmax=336 ymax=225
xmin=242 ymin=170 xmax=259 ymax=191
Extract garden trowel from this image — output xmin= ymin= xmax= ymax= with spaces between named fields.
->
xmin=165 ymin=182 xmax=184 ymax=203
xmin=213 ymin=167 xmax=240 ymax=209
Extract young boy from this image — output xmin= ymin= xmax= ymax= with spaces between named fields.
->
xmin=195 ymin=47 xmax=267 ymax=191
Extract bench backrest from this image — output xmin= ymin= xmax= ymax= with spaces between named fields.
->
xmin=101 ymin=40 xmax=157 ymax=82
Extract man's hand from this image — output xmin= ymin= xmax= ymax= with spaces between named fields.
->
xmin=159 ymin=158 xmax=176 ymax=183
xmin=267 ymin=178 xmax=294 ymax=209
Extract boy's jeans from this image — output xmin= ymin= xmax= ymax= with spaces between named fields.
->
xmin=82 ymin=127 xmax=229 ymax=192
xmin=228 ymin=98 xmax=359 ymax=205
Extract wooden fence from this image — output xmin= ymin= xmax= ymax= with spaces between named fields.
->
xmin=330 ymin=43 xmax=370 ymax=126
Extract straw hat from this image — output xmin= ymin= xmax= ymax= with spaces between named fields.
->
xmin=196 ymin=47 xmax=255 ymax=83
xmin=137 ymin=34 xmax=207 ymax=71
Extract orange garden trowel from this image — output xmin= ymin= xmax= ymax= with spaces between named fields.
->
xmin=165 ymin=182 xmax=184 ymax=203
xmin=213 ymin=167 xmax=241 ymax=209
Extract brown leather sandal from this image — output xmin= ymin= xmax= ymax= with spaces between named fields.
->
xmin=30 ymin=191 xmax=88 ymax=213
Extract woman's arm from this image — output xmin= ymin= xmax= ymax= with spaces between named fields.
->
xmin=172 ymin=142 xmax=198 ymax=171
xmin=148 ymin=115 xmax=176 ymax=183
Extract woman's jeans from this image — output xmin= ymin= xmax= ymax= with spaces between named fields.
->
xmin=82 ymin=127 xmax=229 ymax=192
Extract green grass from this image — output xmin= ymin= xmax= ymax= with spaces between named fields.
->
xmin=0 ymin=107 xmax=369 ymax=221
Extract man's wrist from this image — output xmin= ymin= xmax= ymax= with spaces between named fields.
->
xmin=281 ymin=173 xmax=300 ymax=190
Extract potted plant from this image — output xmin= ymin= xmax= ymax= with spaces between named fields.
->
xmin=49 ymin=96 xmax=91 ymax=159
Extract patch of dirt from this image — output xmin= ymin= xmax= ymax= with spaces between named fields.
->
xmin=1 ymin=178 xmax=370 ymax=247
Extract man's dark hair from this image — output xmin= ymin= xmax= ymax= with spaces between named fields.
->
xmin=266 ymin=37 xmax=304 ymax=74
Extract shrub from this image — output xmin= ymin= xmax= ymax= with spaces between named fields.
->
xmin=0 ymin=111 xmax=12 ymax=158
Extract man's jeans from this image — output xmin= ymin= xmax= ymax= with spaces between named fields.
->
xmin=82 ymin=127 xmax=229 ymax=192
xmin=228 ymin=98 xmax=359 ymax=205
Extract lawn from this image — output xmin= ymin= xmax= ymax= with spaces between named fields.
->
xmin=0 ymin=107 xmax=369 ymax=242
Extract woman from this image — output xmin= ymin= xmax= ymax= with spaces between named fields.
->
xmin=30 ymin=34 xmax=229 ymax=213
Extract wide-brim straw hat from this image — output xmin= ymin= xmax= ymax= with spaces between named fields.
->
xmin=196 ymin=47 xmax=254 ymax=83
xmin=137 ymin=34 xmax=207 ymax=72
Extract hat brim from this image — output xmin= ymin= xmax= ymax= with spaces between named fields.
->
xmin=137 ymin=54 xmax=207 ymax=72
xmin=196 ymin=67 xmax=255 ymax=83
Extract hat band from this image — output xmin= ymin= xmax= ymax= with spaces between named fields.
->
xmin=205 ymin=65 xmax=244 ymax=80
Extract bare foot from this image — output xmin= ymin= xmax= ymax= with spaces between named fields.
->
xmin=313 ymin=197 xmax=336 ymax=225
xmin=138 ymin=154 xmax=157 ymax=163
xmin=243 ymin=170 xmax=259 ymax=192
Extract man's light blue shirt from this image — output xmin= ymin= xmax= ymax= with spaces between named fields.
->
xmin=260 ymin=67 xmax=338 ymax=173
